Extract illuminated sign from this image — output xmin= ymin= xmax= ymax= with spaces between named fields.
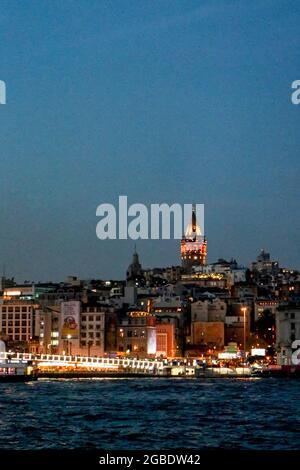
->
xmin=5 ymin=290 xmax=21 ymax=296
xmin=147 ymin=329 xmax=156 ymax=355
xmin=251 ymin=348 xmax=266 ymax=356
xmin=61 ymin=301 xmax=80 ymax=339
xmin=218 ymin=352 xmax=239 ymax=359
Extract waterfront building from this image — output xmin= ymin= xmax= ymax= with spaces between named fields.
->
xmin=79 ymin=306 xmax=105 ymax=356
xmin=35 ymin=305 xmax=60 ymax=354
xmin=36 ymin=301 xmax=107 ymax=356
xmin=155 ymin=322 xmax=176 ymax=357
xmin=276 ymin=303 xmax=300 ymax=365
xmin=117 ymin=310 xmax=156 ymax=357
xmin=104 ymin=309 xmax=118 ymax=353
xmin=191 ymin=321 xmax=224 ymax=351
xmin=0 ymin=299 xmax=39 ymax=351
xmin=190 ymin=298 xmax=226 ymax=351
xmin=224 ymin=305 xmax=250 ymax=349
xmin=151 ymin=295 xmax=187 ymax=356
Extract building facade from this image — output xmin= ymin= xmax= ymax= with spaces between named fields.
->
xmin=0 ymin=300 xmax=38 ymax=351
xmin=276 ymin=304 xmax=300 ymax=365
xmin=117 ymin=310 xmax=156 ymax=357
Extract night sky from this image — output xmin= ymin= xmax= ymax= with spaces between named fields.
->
xmin=0 ymin=0 xmax=299 ymax=282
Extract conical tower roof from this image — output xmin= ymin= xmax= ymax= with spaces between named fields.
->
xmin=184 ymin=205 xmax=202 ymax=238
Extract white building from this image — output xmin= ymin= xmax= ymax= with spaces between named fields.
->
xmin=191 ymin=298 xmax=226 ymax=322
xmin=0 ymin=300 xmax=38 ymax=344
xmin=276 ymin=304 xmax=300 ymax=365
xmin=79 ymin=306 xmax=105 ymax=356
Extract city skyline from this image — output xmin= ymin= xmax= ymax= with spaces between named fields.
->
xmin=1 ymin=2 xmax=300 ymax=459
xmin=0 ymin=242 xmax=292 ymax=284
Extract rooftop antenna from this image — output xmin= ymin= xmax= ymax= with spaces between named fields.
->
xmin=192 ymin=203 xmax=197 ymax=234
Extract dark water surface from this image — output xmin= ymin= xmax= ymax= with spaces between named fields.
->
xmin=0 ymin=378 xmax=299 ymax=450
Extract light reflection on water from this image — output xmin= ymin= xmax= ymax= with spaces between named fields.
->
xmin=0 ymin=378 xmax=299 ymax=450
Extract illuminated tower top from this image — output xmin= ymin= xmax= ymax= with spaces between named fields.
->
xmin=184 ymin=205 xmax=202 ymax=240
xmin=181 ymin=204 xmax=207 ymax=270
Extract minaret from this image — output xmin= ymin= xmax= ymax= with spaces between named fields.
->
xmin=126 ymin=246 xmax=143 ymax=285
xmin=180 ymin=204 xmax=207 ymax=271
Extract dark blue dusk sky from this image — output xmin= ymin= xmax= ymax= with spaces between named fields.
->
xmin=0 ymin=0 xmax=299 ymax=282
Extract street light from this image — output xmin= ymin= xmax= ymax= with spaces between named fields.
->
xmin=67 ymin=334 xmax=72 ymax=355
xmin=88 ymin=340 xmax=93 ymax=358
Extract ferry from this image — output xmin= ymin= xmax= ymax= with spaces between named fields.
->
xmin=0 ymin=340 xmax=38 ymax=382
xmin=0 ymin=359 xmax=38 ymax=382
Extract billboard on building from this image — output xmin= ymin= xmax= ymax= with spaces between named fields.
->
xmin=147 ymin=328 xmax=156 ymax=355
xmin=61 ymin=301 xmax=80 ymax=339
xmin=251 ymin=348 xmax=266 ymax=357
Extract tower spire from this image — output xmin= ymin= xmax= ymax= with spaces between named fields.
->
xmin=192 ymin=203 xmax=197 ymax=233
xmin=180 ymin=204 xmax=207 ymax=270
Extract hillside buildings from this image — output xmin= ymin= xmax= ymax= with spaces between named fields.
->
xmin=0 ymin=226 xmax=299 ymax=363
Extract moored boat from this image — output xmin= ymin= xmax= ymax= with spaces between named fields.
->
xmin=0 ymin=340 xmax=38 ymax=382
xmin=0 ymin=360 xmax=38 ymax=382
